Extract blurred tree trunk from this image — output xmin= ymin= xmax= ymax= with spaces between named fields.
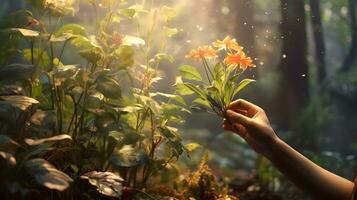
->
xmin=309 ymin=0 xmax=326 ymax=82
xmin=277 ymin=0 xmax=309 ymax=130
xmin=340 ymin=0 xmax=357 ymax=72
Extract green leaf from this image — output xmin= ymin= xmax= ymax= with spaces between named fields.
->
xmin=80 ymin=48 xmax=103 ymax=64
xmin=185 ymin=143 xmax=201 ymax=152
xmin=70 ymin=35 xmax=101 ymax=49
xmin=183 ymin=83 xmax=206 ymax=99
xmin=80 ymin=171 xmax=123 ymax=198
xmin=55 ymin=24 xmax=86 ymax=37
xmin=119 ymin=8 xmax=136 ymax=18
xmin=113 ymin=45 xmax=134 ymax=68
xmin=179 ymin=65 xmax=202 ymax=81
xmin=109 ymin=130 xmax=142 ymax=145
xmin=0 ymin=64 xmax=36 ymax=80
xmin=161 ymin=6 xmax=177 ymax=21
xmin=163 ymin=26 xmax=178 ymax=37
xmin=24 ymin=134 xmax=72 ymax=146
xmin=25 ymin=158 xmax=73 ymax=191
xmin=159 ymin=126 xmax=179 ymax=140
xmin=174 ymin=76 xmax=194 ymax=95
xmin=213 ymin=62 xmax=224 ymax=82
xmin=53 ymin=65 xmax=79 ymax=78
xmin=96 ymin=76 xmax=121 ymax=99
xmin=0 ymin=95 xmax=39 ymax=111
xmin=122 ymin=35 xmax=145 ymax=46
xmin=154 ymin=53 xmax=174 ymax=63
xmin=232 ymin=79 xmax=256 ymax=97
xmin=8 ymin=28 xmax=39 ymax=37
xmin=192 ymin=98 xmax=211 ymax=108
xmin=110 ymin=145 xmax=149 ymax=168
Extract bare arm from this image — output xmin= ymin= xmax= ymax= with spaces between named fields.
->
xmin=223 ymin=99 xmax=354 ymax=200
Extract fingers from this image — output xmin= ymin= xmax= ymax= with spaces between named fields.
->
xmin=226 ymin=110 xmax=252 ymax=127
xmin=228 ymin=99 xmax=260 ymax=117
xmin=223 ymin=120 xmax=247 ymax=139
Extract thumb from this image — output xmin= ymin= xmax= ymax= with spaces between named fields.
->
xmin=226 ymin=109 xmax=252 ymax=127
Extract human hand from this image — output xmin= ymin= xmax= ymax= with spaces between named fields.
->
xmin=223 ymin=99 xmax=278 ymax=157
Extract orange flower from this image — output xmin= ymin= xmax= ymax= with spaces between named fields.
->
xmin=225 ymin=51 xmax=256 ymax=70
xmin=27 ymin=18 xmax=39 ymax=26
xmin=185 ymin=46 xmax=217 ymax=60
xmin=212 ymin=36 xmax=243 ymax=52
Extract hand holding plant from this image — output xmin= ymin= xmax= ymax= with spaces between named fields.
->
xmin=177 ymin=36 xmax=256 ymax=118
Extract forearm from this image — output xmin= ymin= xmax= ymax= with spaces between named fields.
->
xmin=266 ymin=137 xmax=354 ymax=200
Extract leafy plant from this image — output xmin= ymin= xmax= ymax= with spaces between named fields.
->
xmin=177 ymin=36 xmax=256 ymax=118
xmin=0 ymin=0 xmax=190 ymax=199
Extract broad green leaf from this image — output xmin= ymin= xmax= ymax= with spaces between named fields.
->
xmin=122 ymin=35 xmax=145 ymax=46
xmin=119 ymin=8 xmax=136 ymax=18
xmin=109 ymin=130 xmax=142 ymax=145
xmin=80 ymin=48 xmax=103 ymax=64
xmin=168 ymin=139 xmax=184 ymax=158
xmin=80 ymin=171 xmax=123 ymax=198
xmin=232 ymin=79 xmax=256 ymax=97
xmin=183 ymin=83 xmax=206 ymax=99
xmin=185 ymin=143 xmax=201 ymax=152
xmin=24 ymin=134 xmax=72 ymax=146
xmin=110 ymin=145 xmax=149 ymax=167
xmin=8 ymin=28 xmax=39 ymax=37
xmin=71 ymin=35 xmax=101 ymax=49
xmin=175 ymin=76 xmax=194 ymax=95
xmin=25 ymin=158 xmax=73 ymax=191
xmin=0 ymin=95 xmax=39 ymax=111
xmin=161 ymin=6 xmax=177 ymax=21
xmin=50 ymin=33 xmax=74 ymax=43
xmin=23 ymin=48 xmax=49 ymax=69
xmin=53 ymin=65 xmax=78 ymax=78
xmin=173 ymin=95 xmax=187 ymax=106
xmin=159 ymin=126 xmax=179 ymax=140
xmin=113 ymin=45 xmax=134 ymax=68
xmin=149 ymin=92 xmax=176 ymax=98
xmin=96 ymin=76 xmax=122 ymax=99
xmin=154 ymin=53 xmax=174 ymax=63
xmin=192 ymin=98 xmax=211 ymax=108
xmin=213 ymin=62 xmax=224 ymax=83
xmin=0 ymin=64 xmax=36 ymax=80
xmin=179 ymin=65 xmax=202 ymax=81
xmin=163 ymin=26 xmax=178 ymax=37
xmin=56 ymin=24 xmax=86 ymax=37
xmin=114 ymin=105 xmax=142 ymax=113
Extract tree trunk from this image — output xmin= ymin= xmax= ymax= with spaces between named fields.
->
xmin=309 ymin=0 xmax=326 ymax=82
xmin=278 ymin=0 xmax=309 ymax=130
xmin=340 ymin=0 xmax=357 ymax=72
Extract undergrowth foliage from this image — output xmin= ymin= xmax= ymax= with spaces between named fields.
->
xmin=0 ymin=0 xmax=255 ymax=199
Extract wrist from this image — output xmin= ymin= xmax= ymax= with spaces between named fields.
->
xmin=263 ymin=135 xmax=283 ymax=161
